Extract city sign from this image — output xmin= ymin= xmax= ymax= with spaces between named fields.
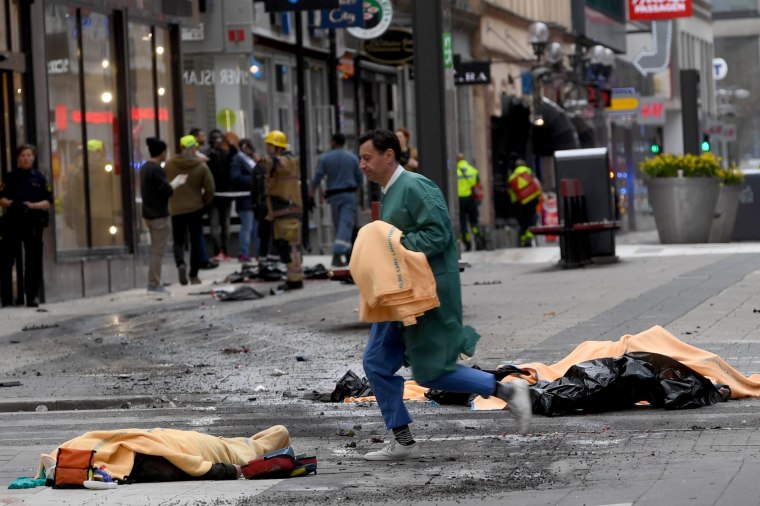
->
xmin=264 ymin=0 xmax=340 ymax=12
xmin=628 ymin=0 xmax=692 ymax=21
xmin=347 ymin=0 xmax=393 ymax=40
xmin=362 ymin=28 xmax=413 ymax=65
xmin=317 ymin=0 xmax=363 ymax=29
xmin=638 ymin=97 xmax=666 ymax=125
xmin=606 ymin=87 xmax=640 ymax=117
xmin=632 ymin=19 xmax=673 ymax=76
xmin=454 ymin=61 xmax=491 ymax=86
xmin=712 ymin=58 xmax=728 ymax=81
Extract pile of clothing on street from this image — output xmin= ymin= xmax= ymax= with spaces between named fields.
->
xmin=222 ymin=259 xmax=329 ymax=284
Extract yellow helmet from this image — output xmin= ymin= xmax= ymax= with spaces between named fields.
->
xmin=265 ymin=130 xmax=288 ymax=149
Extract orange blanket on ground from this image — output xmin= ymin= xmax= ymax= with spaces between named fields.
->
xmin=349 ymin=221 xmax=439 ymax=326
xmin=38 ymin=425 xmax=290 ymax=480
xmin=344 ymin=326 xmax=760 ymax=410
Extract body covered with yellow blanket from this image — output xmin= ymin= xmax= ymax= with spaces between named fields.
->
xmin=40 ymin=425 xmax=290 ymax=480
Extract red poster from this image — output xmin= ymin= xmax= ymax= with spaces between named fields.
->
xmin=629 ymin=0 xmax=692 ymax=20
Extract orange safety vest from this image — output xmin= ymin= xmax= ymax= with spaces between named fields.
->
xmin=508 ymin=166 xmax=541 ymax=205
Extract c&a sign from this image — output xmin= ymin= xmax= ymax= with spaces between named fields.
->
xmin=628 ymin=0 xmax=692 ymax=20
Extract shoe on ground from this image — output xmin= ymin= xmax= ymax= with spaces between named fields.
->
xmin=363 ymin=441 xmax=420 ymax=461
xmin=212 ymin=252 xmax=228 ymax=262
xmin=26 ymin=298 xmax=40 ymax=308
xmin=200 ymin=260 xmax=219 ymax=270
xmin=277 ymin=280 xmax=303 ymax=291
xmin=190 ymin=276 xmax=202 ymax=285
xmin=499 ymin=378 xmax=533 ymax=435
xmin=147 ymin=285 xmax=170 ymax=294
xmin=331 ymin=254 xmax=347 ymax=268
xmin=178 ymin=264 xmax=188 ymax=285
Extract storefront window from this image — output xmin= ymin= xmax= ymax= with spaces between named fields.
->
xmin=155 ymin=27 xmax=175 ymax=156
xmin=46 ymin=4 xmax=86 ymax=251
xmin=81 ymin=10 xmax=123 ymax=248
xmin=251 ymin=56 xmax=270 ymax=151
xmin=9 ymin=0 xmax=21 ymax=52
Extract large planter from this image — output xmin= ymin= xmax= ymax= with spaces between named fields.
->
xmin=647 ymin=177 xmax=720 ymax=244
xmin=708 ymin=183 xmax=743 ymax=243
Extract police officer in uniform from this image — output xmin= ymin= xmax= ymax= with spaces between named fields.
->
xmin=456 ymin=153 xmax=485 ymax=251
xmin=0 ymin=144 xmax=53 ymax=307
xmin=261 ymin=130 xmax=304 ymax=290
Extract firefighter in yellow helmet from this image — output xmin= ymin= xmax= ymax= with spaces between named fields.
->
xmin=262 ymin=130 xmax=304 ymax=290
xmin=508 ymin=159 xmax=542 ymax=247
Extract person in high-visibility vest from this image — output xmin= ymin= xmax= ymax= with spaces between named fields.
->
xmin=507 ymin=160 xmax=542 ymax=247
xmin=456 ymin=153 xmax=485 ymax=251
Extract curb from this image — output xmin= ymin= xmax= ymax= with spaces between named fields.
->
xmin=0 ymin=395 xmax=163 ymax=413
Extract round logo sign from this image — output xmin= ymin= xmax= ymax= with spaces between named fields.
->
xmin=347 ymin=0 xmax=393 ymax=40
xmin=217 ymin=108 xmax=237 ymax=129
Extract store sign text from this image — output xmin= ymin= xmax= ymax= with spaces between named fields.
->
xmin=48 ymin=59 xmax=70 ymax=74
xmin=183 ymin=68 xmax=250 ymax=86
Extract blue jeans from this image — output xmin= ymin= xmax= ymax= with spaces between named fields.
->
xmin=363 ymin=321 xmax=496 ymax=430
xmin=237 ymin=209 xmax=259 ymax=258
xmin=329 ymin=192 xmax=356 ymax=255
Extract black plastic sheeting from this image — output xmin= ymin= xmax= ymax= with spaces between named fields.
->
xmin=530 ymin=352 xmax=728 ymax=416
xmin=425 ymin=352 xmax=728 ymax=416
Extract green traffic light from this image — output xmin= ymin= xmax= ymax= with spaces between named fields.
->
xmin=701 ymin=141 xmax=710 ymax=152
xmin=650 ymin=144 xmax=660 ymax=154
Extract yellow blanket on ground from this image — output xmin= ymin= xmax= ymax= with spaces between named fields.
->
xmin=39 ymin=425 xmax=290 ymax=480
xmin=349 ymin=221 xmax=439 ymax=326
xmin=343 ymin=326 xmax=760 ymax=410
xmin=474 ymin=325 xmax=760 ymax=410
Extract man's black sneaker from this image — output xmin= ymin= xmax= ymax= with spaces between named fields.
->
xmin=178 ymin=264 xmax=189 ymax=285
xmin=200 ymin=260 xmax=219 ymax=270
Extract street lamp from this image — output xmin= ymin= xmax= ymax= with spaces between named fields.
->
xmin=528 ymin=22 xmax=549 ymax=61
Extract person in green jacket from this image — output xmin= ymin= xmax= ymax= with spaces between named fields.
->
xmin=357 ymin=129 xmax=532 ymax=461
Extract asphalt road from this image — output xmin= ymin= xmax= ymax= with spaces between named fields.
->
xmin=3 ymin=243 xmax=760 ymax=505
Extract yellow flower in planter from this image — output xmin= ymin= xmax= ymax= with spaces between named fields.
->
xmin=716 ymin=164 xmax=744 ymax=185
xmin=639 ymin=152 xmax=720 ymax=178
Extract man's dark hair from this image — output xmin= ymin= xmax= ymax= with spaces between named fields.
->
xmin=358 ymin=129 xmax=401 ymax=161
xmin=332 ymin=132 xmax=346 ymax=146
xmin=189 ymin=127 xmax=203 ymax=137
xmin=239 ymin=138 xmax=255 ymax=152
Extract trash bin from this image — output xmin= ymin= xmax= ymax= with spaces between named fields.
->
xmin=554 ymin=147 xmax=617 ymax=260
xmin=732 ymin=169 xmax=760 ymax=241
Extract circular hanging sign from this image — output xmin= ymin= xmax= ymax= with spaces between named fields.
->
xmin=347 ymin=0 xmax=393 ymax=40
xmin=217 ymin=108 xmax=237 ymax=129
xmin=362 ymin=28 xmax=413 ymax=65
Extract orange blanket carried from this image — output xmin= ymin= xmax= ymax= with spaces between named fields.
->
xmin=349 ymin=221 xmax=439 ymax=326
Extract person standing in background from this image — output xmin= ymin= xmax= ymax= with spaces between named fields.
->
xmin=188 ymin=128 xmax=217 ymax=270
xmin=456 ymin=153 xmax=485 ymax=251
xmin=204 ymin=129 xmax=235 ymax=261
xmin=167 ymin=135 xmax=215 ymax=285
xmin=262 ymin=130 xmax=304 ymax=290
xmin=140 ymin=137 xmax=187 ymax=293
xmin=230 ymin=138 xmax=261 ymax=263
xmin=309 ymin=133 xmax=363 ymax=267
xmin=0 ymin=144 xmax=53 ymax=308
xmin=395 ymin=127 xmax=418 ymax=172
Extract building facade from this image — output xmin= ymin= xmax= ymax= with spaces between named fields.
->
xmin=1 ymin=0 xmax=191 ymax=302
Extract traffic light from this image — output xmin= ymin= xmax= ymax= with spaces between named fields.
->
xmin=701 ymin=133 xmax=711 ymax=152
xmin=649 ymin=139 xmax=661 ymax=154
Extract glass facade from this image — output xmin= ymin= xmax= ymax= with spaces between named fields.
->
xmin=46 ymin=5 xmax=178 ymax=253
xmin=713 ymin=0 xmax=758 ymax=13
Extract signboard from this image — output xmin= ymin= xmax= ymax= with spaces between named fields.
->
xmin=317 ymin=0 xmax=363 ymax=29
xmin=454 ymin=61 xmax=491 ymax=86
xmin=442 ymin=32 xmax=453 ymax=70
xmin=265 ymin=0 xmax=340 ymax=12
xmin=712 ymin=58 xmax=728 ymax=81
xmin=638 ymin=97 xmax=666 ymax=125
xmin=606 ymin=87 xmax=640 ymax=117
xmin=347 ymin=0 xmax=393 ymax=40
xmin=181 ymin=23 xmax=205 ymax=42
xmin=723 ymin=123 xmax=737 ymax=142
xmin=362 ymin=28 xmax=413 ymax=65
xmin=628 ymin=0 xmax=692 ymax=21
